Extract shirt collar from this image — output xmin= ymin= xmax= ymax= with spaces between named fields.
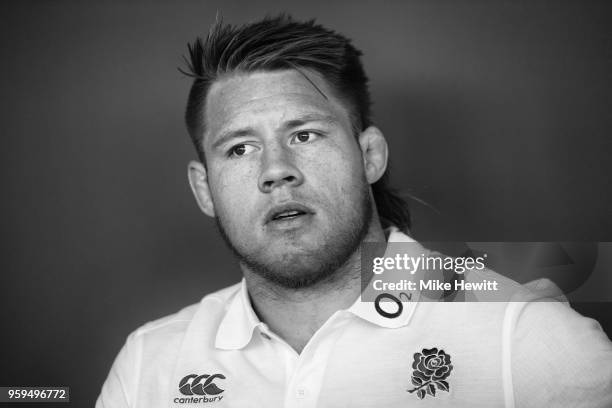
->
xmin=215 ymin=279 xmax=262 ymax=350
xmin=214 ymin=227 xmax=422 ymax=349
xmin=346 ymin=227 xmax=421 ymax=329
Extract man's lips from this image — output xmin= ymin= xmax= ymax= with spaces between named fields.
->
xmin=264 ymin=202 xmax=314 ymax=224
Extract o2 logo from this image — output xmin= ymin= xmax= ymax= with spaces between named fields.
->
xmin=375 ymin=292 xmax=412 ymax=318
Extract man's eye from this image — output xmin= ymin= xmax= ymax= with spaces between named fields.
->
xmin=291 ymin=131 xmax=320 ymax=144
xmin=229 ymin=144 xmax=256 ymax=157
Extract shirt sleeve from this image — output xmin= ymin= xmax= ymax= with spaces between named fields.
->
xmin=509 ymin=300 xmax=612 ymax=408
xmin=96 ymin=331 xmax=142 ymax=408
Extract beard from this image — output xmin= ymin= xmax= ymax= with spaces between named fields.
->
xmin=214 ymin=182 xmax=373 ymax=290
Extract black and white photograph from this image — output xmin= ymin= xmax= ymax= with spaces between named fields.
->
xmin=2 ymin=1 xmax=612 ymax=407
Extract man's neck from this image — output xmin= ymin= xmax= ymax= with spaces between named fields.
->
xmin=242 ymin=218 xmax=386 ymax=354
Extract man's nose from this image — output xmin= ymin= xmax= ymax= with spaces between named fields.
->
xmin=258 ymin=145 xmax=304 ymax=193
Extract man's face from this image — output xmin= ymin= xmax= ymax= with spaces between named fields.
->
xmin=199 ymin=69 xmax=373 ymax=288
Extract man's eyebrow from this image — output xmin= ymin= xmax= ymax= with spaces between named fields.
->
xmin=211 ymin=114 xmax=339 ymax=149
xmin=211 ymin=128 xmax=256 ymax=150
xmin=281 ymin=113 xmax=339 ymax=130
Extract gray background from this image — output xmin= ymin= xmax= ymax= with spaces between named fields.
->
xmin=1 ymin=1 xmax=611 ymax=407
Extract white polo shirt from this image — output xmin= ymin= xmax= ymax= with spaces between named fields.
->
xmin=97 ymin=230 xmax=612 ymax=408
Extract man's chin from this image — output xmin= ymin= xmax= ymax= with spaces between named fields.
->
xmin=246 ymin=257 xmax=341 ymax=290
xmin=241 ymin=238 xmax=361 ymax=289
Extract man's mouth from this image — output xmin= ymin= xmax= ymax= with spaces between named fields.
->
xmin=265 ymin=203 xmax=314 ymax=224
xmin=272 ymin=210 xmax=306 ymax=220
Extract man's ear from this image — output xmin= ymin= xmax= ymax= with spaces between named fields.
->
xmin=187 ymin=160 xmax=216 ymax=217
xmin=358 ymin=126 xmax=388 ymax=184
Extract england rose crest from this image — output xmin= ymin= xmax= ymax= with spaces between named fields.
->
xmin=407 ymin=347 xmax=453 ymax=399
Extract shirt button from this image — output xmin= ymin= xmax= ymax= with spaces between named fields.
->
xmin=296 ymin=387 xmax=306 ymax=399
xmin=260 ymin=332 xmax=271 ymax=340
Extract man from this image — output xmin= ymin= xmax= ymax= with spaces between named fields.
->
xmin=97 ymin=15 xmax=612 ymax=407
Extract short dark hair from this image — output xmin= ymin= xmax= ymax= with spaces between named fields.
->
xmin=181 ymin=14 xmax=411 ymax=231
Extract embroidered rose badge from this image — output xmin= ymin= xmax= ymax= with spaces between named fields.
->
xmin=407 ymin=347 xmax=453 ymax=399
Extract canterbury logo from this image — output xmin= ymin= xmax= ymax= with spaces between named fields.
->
xmin=179 ymin=374 xmax=226 ymax=396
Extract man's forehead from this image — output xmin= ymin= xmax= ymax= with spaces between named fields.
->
xmin=210 ymin=69 xmax=329 ymax=101
xmin=204 ymin=70 xmax=351 ymax=139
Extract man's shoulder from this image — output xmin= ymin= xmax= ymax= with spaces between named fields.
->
xmin=129 ymin=282 xmax=242 ymax=343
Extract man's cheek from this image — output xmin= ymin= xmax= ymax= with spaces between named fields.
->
xmin=211 ymin=160 xmax=257 ymax=183
xmin=212 ymin=170 xmax=253 ymax=197
xmin=211 ymin=185 xmax=249 ymax=221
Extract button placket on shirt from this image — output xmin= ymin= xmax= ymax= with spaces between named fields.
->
xmin=283 ymin=312 xmax=348 ymax=408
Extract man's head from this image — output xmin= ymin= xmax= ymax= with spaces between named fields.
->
xmin=183 ymin=15 xmax=410 ymax=289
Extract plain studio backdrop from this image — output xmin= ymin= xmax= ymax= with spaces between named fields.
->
xmin=1 ymin=1 xmax=611 ymax=407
